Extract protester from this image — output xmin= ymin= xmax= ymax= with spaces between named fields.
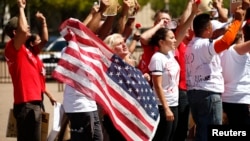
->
xmin=61 ymin=2 xmax=106 ymax=141
xmin=109 ymin=0 xmax=141 ymax=67
xmin=61 ymin=1 xmax=141 ymax=140
xmin=102 ymin=33 xmax=128 ymax=141
xmin=138 ymin=9 xmax=170 ymax=75
xmin=220 ymin=10 xmax=250 ymax=126
xmin=25 ymin=11 xmax=57 ymax=111
xmin=62 ymin=83 xmax=103 ymax=141
xmin=86 ymin=0 xmax=109 ymax=36
xmin=185 ymin=7 xmax=245 ymax=141
xmin=210 ymin=0 xmax=228 ymax=22
xmin=138 ymin=1 xmax=198 ymax=140
xmin=173 ymin=0 xmax=198 ymax=140
xmin=101 ymin=31 xmax=151 ymax=140
xmin=4 ymin=0 xmax=44 ymax=140
xmin=25 ymin=33 xmax=57 ymax=111
xmin=138 ymin=4 xmax=196 ymax=80
xmin=174 ymin=1 xmax=230 ymax=140
xmin=146 ymin=27 xmax=179 ymax=141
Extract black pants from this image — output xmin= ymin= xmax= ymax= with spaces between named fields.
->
xmin=223 ymin=102 xmax=250 ymax=125
xmin=66 ymin=111 xmax=103 ymax=141
xmin=102 ymin=115 xmax=126 ymax=141
xmin=13 ymin=101 xmax=42 ymax=141
xmin=153 ymin=105 xmax=178 ymax=141
xmin=174 ymin=89 xmax=190 ymax=141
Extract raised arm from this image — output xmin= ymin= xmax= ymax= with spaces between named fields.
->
xmin=234 ymin=8 xmax=250 ymax=55
xmin=83 ymin=2 xmax=100 ymax=25
xmin=212 ymin=0 xmax=228 ymax=22
xmin=140 ymin=19 xmax=166 ymax=46
xmin=97 ymin=16 xmax=116 ymax=40
xmin=214 ymin=7 xmax=245 ymax=53
xmin=117 ymin=0 xmax=130 ymax=34
xmin=178 ymin=0 xmax=194 ymax=25
xmin=14 ymin=0 xmax=30 ymax=50
xmin=86 ymin=0 xmax=108 ymax=34
xmin=234 ymin=40 xmax=250 ymax=55
xmin=121 ymin=0 xmax=141 ymax=40
xmin=175 ymin=1 xmax=198 ymax=47
xmin=36 ymin=11 xmax=48 ymax=50
xmin=128 ymin=22 xmax=141 ymax=53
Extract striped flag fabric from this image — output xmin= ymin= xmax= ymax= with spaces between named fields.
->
xmin=52 ymin=18 xmax=159 ymax=141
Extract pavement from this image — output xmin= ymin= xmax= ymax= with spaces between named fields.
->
xmin=0 ymin=82 xmax=195 ymax=141
xmin=0 ymin=82 xmax=64 ymax=141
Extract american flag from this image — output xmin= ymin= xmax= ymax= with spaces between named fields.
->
xmin=52 ymin=18 xmax=159 ymax=141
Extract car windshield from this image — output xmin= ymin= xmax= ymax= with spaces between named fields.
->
xmin=47 ymin=40 xmax=67 ymax=52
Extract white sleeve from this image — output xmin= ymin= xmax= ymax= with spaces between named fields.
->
xmin=148 ymin=54 xmax=163 ymax=75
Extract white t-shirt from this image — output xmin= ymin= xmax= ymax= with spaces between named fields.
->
xmin=185 ymin=37 xmax=224 ymax=92
xmin=220 ymin=46 xmax=250 ymax=104
xmin=63 ymin=84 xmax=97 ymax=113
xmin=148 ymin=51 xmax=180 ymax=106
xmin=61 ymin=48 xmax=97 ymax=113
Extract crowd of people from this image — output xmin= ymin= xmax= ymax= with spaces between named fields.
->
xmin=3 ymin=0 xmax=250 ymax=141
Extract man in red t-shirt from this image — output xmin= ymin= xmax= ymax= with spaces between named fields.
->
xmin=4 ymin=0 xmax=46 ymax=140
xmin=137 ymin=9 xmax=170 ymax=74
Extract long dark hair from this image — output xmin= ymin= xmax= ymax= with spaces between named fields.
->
xmin=25 ymin=33 xmax=39 ymax=55
xmin=149 ymin=28 xmax=170 ymax=47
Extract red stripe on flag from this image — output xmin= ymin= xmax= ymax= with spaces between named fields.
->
xmin=63 ymin=41 xmax=155 ymax=130
xmin=59 ymin=45 xmax=154 ymax=136
xmin=53 ymin=18 xmax=159 ymax=141
xmin=60 ymin=18 xmax=113 ymax=59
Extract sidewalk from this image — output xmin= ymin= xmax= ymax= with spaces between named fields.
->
xmin=0 ymin=82 xmax=196 ymax=141
xmin=0 ymin=82 xmax=64 ymax=141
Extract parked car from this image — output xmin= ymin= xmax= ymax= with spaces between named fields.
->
xmin=39 ymin=37 xmax=67 ymax=79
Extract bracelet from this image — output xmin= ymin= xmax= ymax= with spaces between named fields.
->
xmin=42 ymin=22 xmax=47 ymax=26
xmin=42 ymin=20 xmax=47 ymax=25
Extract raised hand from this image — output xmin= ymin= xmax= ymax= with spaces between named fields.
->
xmin=234 ymin=6 xmax=246 ymax=21
xmin=17 ymin=0 xmax=26 ymax=8
xmin=242 ymin=0 xmax=250 ymax=10
xmin=35 ymin=11 xmax=46 ymax=22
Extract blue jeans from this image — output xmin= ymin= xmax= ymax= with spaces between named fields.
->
xmin=187 ymin=90 xmax=222 ymax=141
xmin=13 ymin=101 xmax=42 ymax=141
xmin=67 ymin=111 xmax=103 ymax=141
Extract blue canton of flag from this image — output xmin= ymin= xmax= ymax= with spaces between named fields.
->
xmin=108 ymin=55 xmax=158 ymax=121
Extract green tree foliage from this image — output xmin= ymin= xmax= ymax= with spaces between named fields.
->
xmin=150 ymin=0 xmax=166 ymax=12
xmin=44 ymin=0 xmax=150 ymax=20
xmin=168 ymin=0 xmax=235 ymax=18
xmin=137 ymin=0 xmax=150 ymax=7
xmin=169 ymin=0 xmax=188 ymax=18
xmin=150 ymin=0 xmax=230 ymax=19
xmin=3 ymin=0 xmax=231 ymax=35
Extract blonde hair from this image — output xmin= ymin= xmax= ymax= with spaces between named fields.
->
xmin=103 ymin=33 xmax=123 ymax=49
